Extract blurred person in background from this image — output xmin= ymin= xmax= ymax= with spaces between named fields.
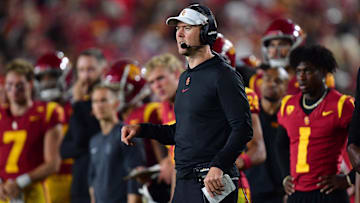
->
xmin=103 ymin=59 xmax=171 ymax=203
xmin=277 ymin=45 xmax=354 ymax=203
xmin=144 ymin=53 xmax=185 ymax=201
xmin=245 ymin=66 xmax=289 ymax=203
xmin=213 ymin=33 xmax=266 ymax=203
xmin=60 ymin=48 xmax=106 ymax=203
xmin=249 ymin=18 xmax=335 ymax=98
xmin=34 ymin=51 xmax=74 ymax=203
xmin=0 ymin=59 xmax=63 ymax=202
xmin=88 ymin=84 xmax=144 ymax=203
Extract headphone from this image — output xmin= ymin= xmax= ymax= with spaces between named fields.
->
xmin=187 ymin=4 xmax=218 ymax=46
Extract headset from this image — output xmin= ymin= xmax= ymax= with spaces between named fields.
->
xmin=187 ymin=4 xmax=218 ymax=46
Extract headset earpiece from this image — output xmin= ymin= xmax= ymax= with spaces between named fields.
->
xmin=188 ymin=4 xmax=217 ymax=46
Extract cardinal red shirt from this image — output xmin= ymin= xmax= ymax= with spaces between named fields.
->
xmin=0 ymin=101 xmax=64 ymax=180
xmin=278 ymin=89 xmax=354 ymax=191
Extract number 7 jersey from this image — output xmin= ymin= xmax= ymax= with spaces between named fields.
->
xmin=277 ymin=89 xmax=354 ymax=191
xmin=0 ymin=101 xmax=64 ymax=181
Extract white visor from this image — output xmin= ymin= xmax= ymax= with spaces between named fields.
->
xmin=166 ymin=8 xmax=208 ymax=26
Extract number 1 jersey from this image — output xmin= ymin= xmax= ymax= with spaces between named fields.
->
xmin=277 ymin=89 xmax=354 ymax=191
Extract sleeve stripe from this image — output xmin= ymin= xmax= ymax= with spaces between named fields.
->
xmin=144 ymin=103 xmax=160 ymax=123
xmin=249 ymin=74 xmax=257 ymax=90
xmin=46 ymin=102 xmax=58 ymax=123
xmin=280 ymin=95 xmax=293 ymax=117
xmin=337 ymin=95 xmax=348 ymax=119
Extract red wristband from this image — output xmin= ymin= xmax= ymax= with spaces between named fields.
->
xmin=240 ymin=154 xmax=252 ymax=170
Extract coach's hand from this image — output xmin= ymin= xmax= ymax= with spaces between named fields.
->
xmin=121 ymin=124 xmax=141 ymax=146
xmin=204 ymin=167 xmax=225 ymax=198
xmin=282 ymin=175 xmax=295 ymax=195
xmin=317 ymin=174 xmax=350 ymax=194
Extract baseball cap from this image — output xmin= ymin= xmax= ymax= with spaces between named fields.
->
xmin=166 ymin=8 xmax=208 ymax=26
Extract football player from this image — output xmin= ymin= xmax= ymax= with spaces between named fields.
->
xmin=213 ymin=33 xmax=266 ymax=203
xmin=0 ymin=59 xmax=63 ymax=203
xmin=277 ymin=45 xmax=354 ymax=202
xmin=144 ymin=53 xmax=185 ymax=199
xmin=34 ymin=51 xmax=73 ymax=203
xmin=249 ymin=18 xmax=335 ymax=97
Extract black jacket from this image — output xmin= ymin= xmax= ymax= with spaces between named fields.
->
xmin=60 ymin=100 xmax=100 ymax=198
xmin=139 ymin=53 xmax=253 ymax=178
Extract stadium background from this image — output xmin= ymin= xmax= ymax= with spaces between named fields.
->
xmin=0 ymin=0 xmax=359 ymax=93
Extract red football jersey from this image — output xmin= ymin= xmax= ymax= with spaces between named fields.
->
xmin=160 ymin=101 xmax=176 ymax=125
xmin=245 ymin=87 xmax=260 ymax=114
xmin=125 ymin=102 xmax=162 ymax=125
xmin=249 ymin=71 xmax=264 ymax=98
xmin=0 ymin=101 xmax=64 ymax=180
xmin=160 ymin=101 xmax=176 ymax=162
xmin=278 ymin=89 xmax=354 ymax=191
xmin=125 ymin=102 xmax=163 ymax=166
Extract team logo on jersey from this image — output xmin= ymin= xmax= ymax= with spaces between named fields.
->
xmin=286 ymin=105 xmax=294 ymax=115
xmin=322 ymin=110 xmax=333 ymax=117
xmin=304 ymin=116 xmax=310 ymax=125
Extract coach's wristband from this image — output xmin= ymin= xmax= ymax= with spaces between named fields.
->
xmin=16 ymin=174 xmax=31 ymax=189
xmin=239 ymin=154 xmax=252 ymax=170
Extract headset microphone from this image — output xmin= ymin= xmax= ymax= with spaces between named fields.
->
xmin=181 ymin=43 xmax=191 ymax=49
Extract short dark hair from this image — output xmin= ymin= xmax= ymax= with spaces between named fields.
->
xmin=290 ymin=45 xmax=337 ymax=73
xmin=79 ymin=48 xmax=107 ymax=66
xmin=5 ymin=58 xmax=34 ymax=81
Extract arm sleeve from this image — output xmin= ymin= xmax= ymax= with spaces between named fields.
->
xmin=60 ymin=126 xmax=87 ymax=159
xmin=210 ymin=70 xmax=253 ymax=170
xmin=138 ymin=123 xmax=176 ymax=145
xmin=275 ymin=125 xmax=290 ymax=180
xmin=45 ymin=102 xmax=65 ymax=130
xmin=349 ymin=68 xmax=360 ymax=146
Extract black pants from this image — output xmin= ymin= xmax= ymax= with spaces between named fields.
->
xmin=287 ymin=189 xmax=349 ymax=203
xmin=252 ymin=192 xmax=283 ymax=203
xmin=172 ymin=178 xmax=238 ymax=203
xmin=71 ymin=195 xmax=91 ymax=203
